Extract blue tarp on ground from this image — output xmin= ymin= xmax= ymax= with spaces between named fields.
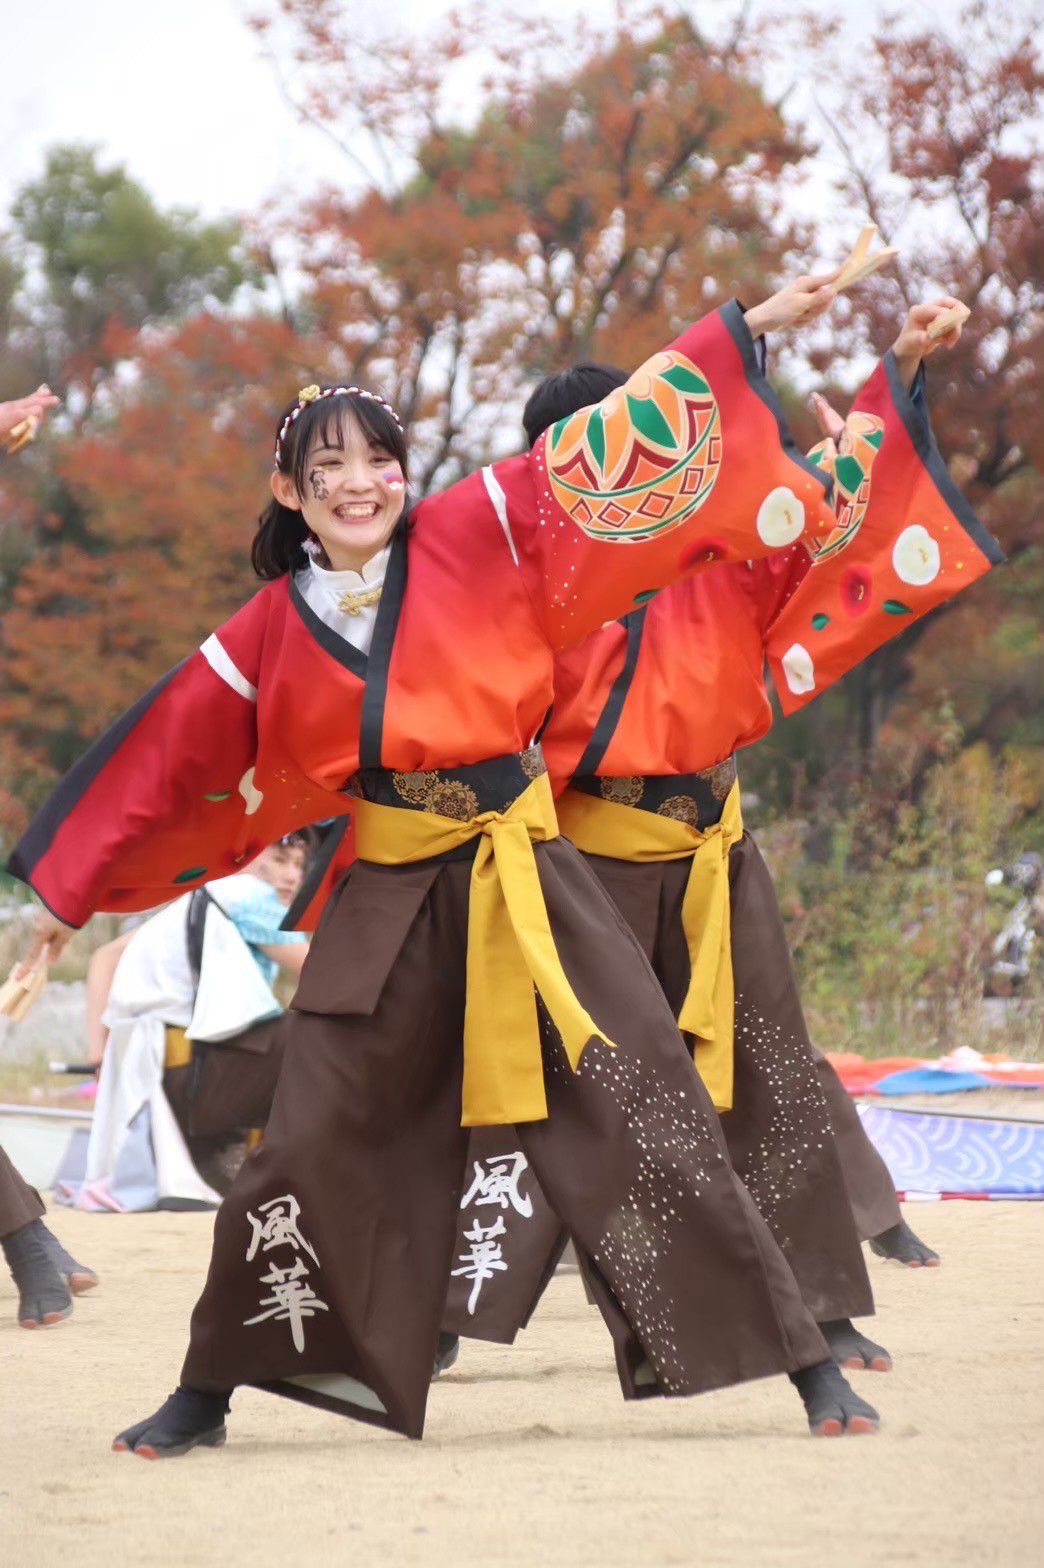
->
xmin=873 ymin=1067 xmax=1043 ymax=1095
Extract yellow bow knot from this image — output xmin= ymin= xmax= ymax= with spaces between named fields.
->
xmin=352 ymin=771 xmax=616 ymax=1126
xmin=556 ymin=780 xmax=743 ymax=1110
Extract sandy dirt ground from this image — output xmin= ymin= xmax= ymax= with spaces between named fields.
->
xmin=1 ymin=1203 xmax=1042 ymax=1568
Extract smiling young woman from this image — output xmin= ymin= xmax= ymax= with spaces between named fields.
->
xmin=9 ymin=273 xmax=942 ymax=1456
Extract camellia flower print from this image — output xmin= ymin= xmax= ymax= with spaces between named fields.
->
xmin=781 ymin=643 xmax=816 ymax=695
xmin=756 ymin=487 xmax=805 ymax=548
xmin=892 ymin=525 xmax=941 ymax=586
xmin=841 ymin=565 xmax=873 ymax=616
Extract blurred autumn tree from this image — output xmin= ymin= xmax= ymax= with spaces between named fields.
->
xmin=0 ymin=312 xmax=307 ymax=825
xmin=250 ymin=0 xmax=811 ymax=487
xmin=748 ymin=0 xmax=1043 ymax=812
xmin=3 ymin=145 xmax=252 ymax=417
xmin=0 ymin=150 xmax=272 ymax=827
xmin=0 ymin=143 xmax=256 ymax=591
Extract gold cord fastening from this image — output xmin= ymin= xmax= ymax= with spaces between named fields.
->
xmin=337 ymin=586 xmax=383 ymax=617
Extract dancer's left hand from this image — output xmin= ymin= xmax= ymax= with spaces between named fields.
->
xmin=893 ymin=298 xmax=966 ymax=388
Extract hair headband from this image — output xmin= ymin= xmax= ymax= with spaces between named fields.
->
xmin=274 ymin=383 xmax=404 ymax=469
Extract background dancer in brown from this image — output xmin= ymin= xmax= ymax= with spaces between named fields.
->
xmin=443 ymin=298 xmax=979 ymax=1372
xmin=1 ymin=1150 xmax=97 ymax=1328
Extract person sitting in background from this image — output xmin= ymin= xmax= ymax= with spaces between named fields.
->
xmin=83 ymin=837 xmax=310 ymax=1069
xmin=60 ymin=836 xmax=312 ymax=1211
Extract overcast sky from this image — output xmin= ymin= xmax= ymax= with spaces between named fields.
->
xmin=1 ymin=0 xmax=974 ymax=223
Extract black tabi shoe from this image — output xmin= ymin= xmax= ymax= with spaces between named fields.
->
xmin=432 ymin=1332 xmax=460 ymax=1380
xmin=39 ymin=1223 xmax=99 ymax=1295
xmin=870 ymin=1219 xmax=941 ymax=1268
xmin=819 ymin=1317 xmax=893 ymax=1373
xmin=112 ymin=1387 xmax=231 ymax=1460
xmin=790 ymin=1362 xmax=881 ymax=1437
xmin=2 ymin=1219 xmax=73 ymax=1329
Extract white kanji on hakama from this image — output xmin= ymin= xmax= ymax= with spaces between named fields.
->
xmin=451 ymin=1214 xmax=509 ymax=1315
xmin=245 ymin=1193 xmax=318 ymax=1264
xmin=243 ymin=1255 xmax=330 ymax=1353
xmin=243 ymin=1193 xmax=328 ymax=1353
xmin=460 ymin=1150 xmax=534 ymax=1218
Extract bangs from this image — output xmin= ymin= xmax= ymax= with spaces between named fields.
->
xmin=284 ymin=392 xmax=409 ymax=499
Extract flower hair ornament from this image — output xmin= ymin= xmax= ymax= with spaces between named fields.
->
xmin=273 ymin=383 xmax=404 ymax=469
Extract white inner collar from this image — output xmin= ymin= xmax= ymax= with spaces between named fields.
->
xmin=307 ymin=541 xmax=390 ymax=598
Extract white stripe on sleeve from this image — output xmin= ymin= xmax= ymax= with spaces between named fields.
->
xmin=200 ymin=634 xmax=258 ymax=703
xmin=482 ymin=465 xmax=519 ymax=567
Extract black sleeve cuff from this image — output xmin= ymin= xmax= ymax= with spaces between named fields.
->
xmin=883 ymin=350 xmax=1004 ymax=567
xmin=719 ymin=299 xmax=831 ymax=500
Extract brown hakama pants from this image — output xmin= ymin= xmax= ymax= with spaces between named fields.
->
xmin=181 ymin=838 xmax=827 ymax=1438
xmin=0 ymin=1145 xmax=46 ymax=1238
xmin=163 ymin=1014 xmax=289 ymax=1143
xmin=163 ymin=1015 xmax=290 ymax=1194
xmin=445 ymin=834 xmax=875 ymax=1343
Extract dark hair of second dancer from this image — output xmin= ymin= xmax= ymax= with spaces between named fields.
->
xmin=521 ymin=362 xmax=629 ymax=450
xmin=252 ymin=392 xmax=410 ymax=580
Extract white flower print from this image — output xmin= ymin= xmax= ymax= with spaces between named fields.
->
xmin=781 ymin=643 xmax=816 ymax=695
xmin=756 ymin=486 xmax=805 ymax=547
xmin=892 ymin=524 xmax=941 ymax=586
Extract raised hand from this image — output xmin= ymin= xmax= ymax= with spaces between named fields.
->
xmin=743 ymin=270 xmax=842 ymax=338
xmin=810 ymin=391 xmax=845 ymax=445
xmin=893 ymin=298 xmax=967 ymax=389
xmin=1 ymin=385 xmax=60 ymax=450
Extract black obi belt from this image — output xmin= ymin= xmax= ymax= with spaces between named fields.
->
xmin=348 ymin=746 xmax=548 ymax=821
xmin=571 ymin=756 xmax=737 ymax=831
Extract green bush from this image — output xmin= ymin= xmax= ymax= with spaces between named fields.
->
xmin=757 ymin=747 xmax=1044 ymax=1059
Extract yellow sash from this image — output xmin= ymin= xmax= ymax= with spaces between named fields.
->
xmin=164 ymin=1027 xmax=263 ymax=1146
xmin=352 ymin=771 xmax=616 ymax=1127
xmin=556 ymin=780 xmax=743 ymax=1111
xmin=164 ymin=1025 xmax=192 ymax=1069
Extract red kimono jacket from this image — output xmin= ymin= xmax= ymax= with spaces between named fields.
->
xmin=542 ymin=354 xmax=1003 ymax=790
xmin=9 ymin=309 xmax=952 ymax=925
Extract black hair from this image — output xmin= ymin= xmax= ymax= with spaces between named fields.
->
xmin=278 ymin=826 xmax=321 ymax=862
xmin=521 ymin=362 xmax=630 ymax=450
xmin=251 ymin=391 xmax=410 ymax=580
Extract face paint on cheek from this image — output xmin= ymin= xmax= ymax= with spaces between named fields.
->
xmin=382 ymin=471 xmax=405 ymax=491
xmin=309 ymin=468 xmax=329 ymax=501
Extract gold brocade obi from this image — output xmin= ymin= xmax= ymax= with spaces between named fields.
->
xmin=349 ymin=755 xmax=617 ymax=1127
xmin=556 ymin=772 xmax=743 ymax=1111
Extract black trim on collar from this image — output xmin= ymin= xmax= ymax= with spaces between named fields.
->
xmin=359 ymin=524 xmax=408 ymax=770
xmin=883 ymin=350 xmax=1005 ymax=566
xmin=719 ymin=298 xmax=833 ymax=501
xmin=6 ymin=657 xmax=189 ymax=895
xmin=288 ymin=573 xmax=370 ymax=680
xmin=574 ymin=607 xmax=648 ymax=779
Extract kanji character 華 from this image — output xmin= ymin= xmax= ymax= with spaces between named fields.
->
xmin=243 ymin=1255 xmax=330 ymax=1353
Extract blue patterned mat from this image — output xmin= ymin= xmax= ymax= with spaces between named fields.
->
xmin=859 ymin=1104 xmax=1044 ymax=1198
